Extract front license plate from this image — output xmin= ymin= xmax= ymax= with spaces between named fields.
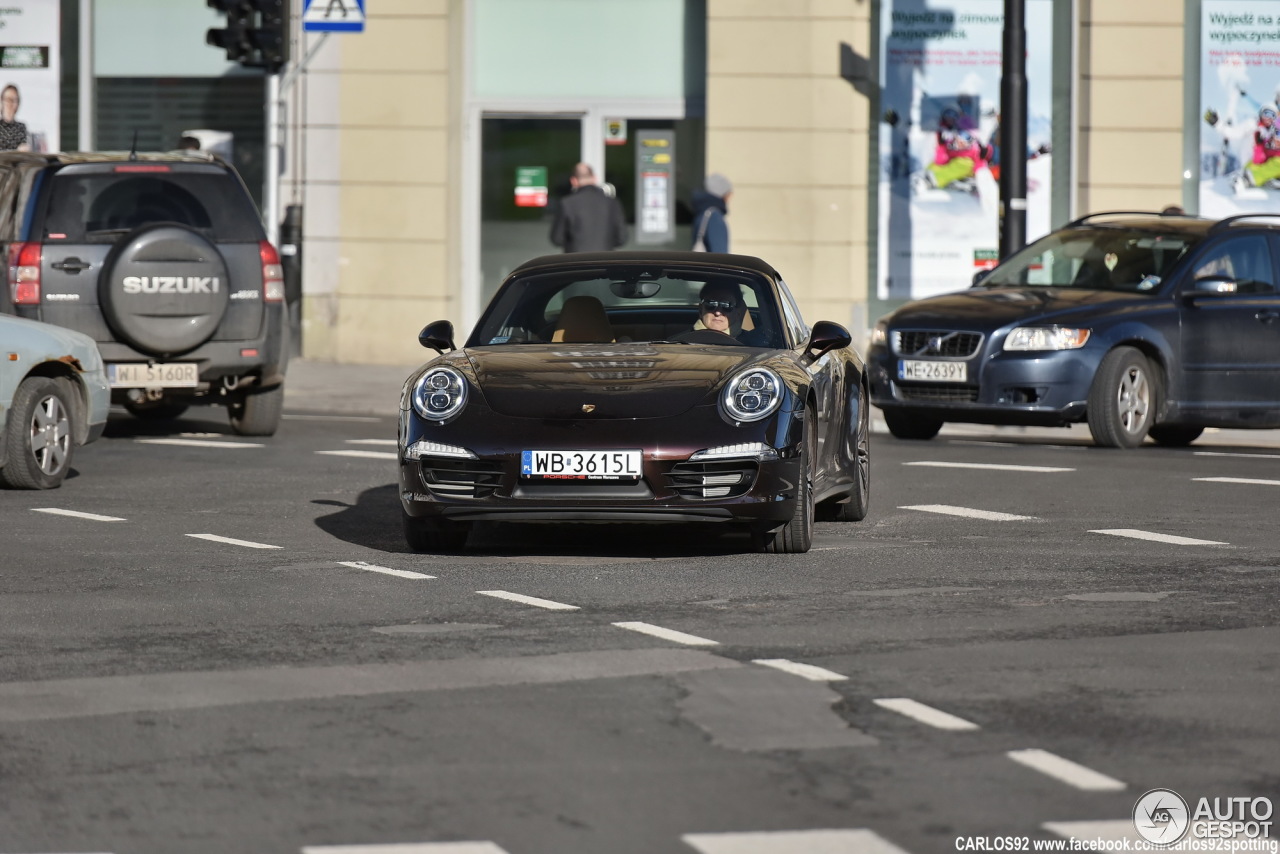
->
xmin=898 ymin=360 xmax=967 ymax=383
xmin=521 ymin=449 xmax=642 ymax=480
xmin=108 ymin=362 xmax=199 ymax=388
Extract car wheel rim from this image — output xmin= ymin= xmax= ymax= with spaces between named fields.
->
xmin=1117 ymin=366 xmax=1150 ymax=434
xmin=856 ymin=393 xmax=870 ymax=494
xmin=30 ymin=394 xmax=71 ymax=476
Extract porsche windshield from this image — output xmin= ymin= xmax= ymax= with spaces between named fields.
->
xmin=468 ymin=266 xmax=786 ymax=348
xmin=980 ymin=227 xmax=1200 ymax=293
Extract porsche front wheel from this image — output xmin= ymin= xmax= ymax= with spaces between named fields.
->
xmin=754 ymin=412 xmax=815 ymax=554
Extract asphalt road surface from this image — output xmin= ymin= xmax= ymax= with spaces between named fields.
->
xmin=2 ymin=405 xmax=1278 ymax=854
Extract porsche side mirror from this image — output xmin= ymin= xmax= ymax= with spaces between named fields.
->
xmin=419 ymin=320 xmax=455 ymax=353
xmin=804 ymin=320 xmax=852 ymax=362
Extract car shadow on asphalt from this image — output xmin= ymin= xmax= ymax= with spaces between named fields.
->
xmin=103 ymin=407 xmax=234 ymax=438
xmin=312 ymin=483 xmax=760 ymax=558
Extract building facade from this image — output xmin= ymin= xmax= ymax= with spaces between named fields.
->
xmin=73 ymin=1 xmax=1207 ymax=366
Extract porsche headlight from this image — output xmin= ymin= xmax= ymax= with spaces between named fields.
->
xmin=722 ymin=368 xmax=783 ymax=422
xmin=411 ymin=366 xmax=468 ymax=421
xmin=1003 ymin=327 xmax=1091 ymax=351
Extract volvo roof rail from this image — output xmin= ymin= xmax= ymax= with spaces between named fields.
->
xmin=1209 ymin=213 xmax=1280 ymax=233
xmin=1064 ymin=210 xmax=1167 ymax=227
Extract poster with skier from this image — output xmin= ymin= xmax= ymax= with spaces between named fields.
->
xmin=1200 ymin=1 xmax=1280 ymax=216
xmin=877 ymin=0 xmax=1053 ymax=301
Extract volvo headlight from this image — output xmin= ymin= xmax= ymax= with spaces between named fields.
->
xmin=722 ymin=367 xmax=783 ymax=422
xmin=871 ymin=319 xmax=889 ymax=346
xmin=411 ymin=366 xmax=468 ymax=421
xmin=1003 ymin=327 xmax=1091 ymax=351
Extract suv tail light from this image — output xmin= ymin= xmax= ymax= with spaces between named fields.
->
xmin=8 ymin=242 xmax=41 ymax=306
xmin=259 ymin=240 xmax=284 ymax=302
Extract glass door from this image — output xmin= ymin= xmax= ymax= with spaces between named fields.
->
xmin=480 ymin=117 xmax=582 ymax=306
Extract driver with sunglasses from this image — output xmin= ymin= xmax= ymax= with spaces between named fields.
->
xmin=694 ymin=282 xmax=768 ymax=346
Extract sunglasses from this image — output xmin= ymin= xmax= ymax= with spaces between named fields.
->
xmin=700 ymin=299 xmax=738 ymax=312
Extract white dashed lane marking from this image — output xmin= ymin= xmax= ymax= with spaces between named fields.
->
xmin=1193 ymin=451 xmax=1280 ymax=460
xmin=31 ymin=508 xmax=125 ymax=522
xmin=752 ymin=659 xmax=848 ymax=682
xmin=316 ymin=450 xmax=399 ymax=460
xmin=873 ymin=698 xmax=980 ymax=731
xmin=337 ymin=561 xmax=434 ymax=580
xmin=477 ymin=590 xmax=579 ymax=611
xmin=1006 ymin=748 xmax=1126 ymax=791
xmin=302 ymin=843 xmax=510 ymax=853
xmin=284 ymin=414 xmax=383 ymax=423
xmin=1194 ymin=476 xmax=1280 ymax=486
xmin=1090 ymin=529 xmax=1228 ymax=546
xmin=345 ymin=439 xmax=397 ymax=446
xmin=613 ymin=621 xmax=719 ymax=647
xmin=185 ymin=534 xmax=283 ymax=550
xmin=135 ymin=438 xmax=263 ymax=448
xmin=682 ymin=828 xmax=912 ymax=853
xmin=899 ymin=504 xmax=1037 ymax=521
xmin=903 ymin=461 xmax=1074 ymax=473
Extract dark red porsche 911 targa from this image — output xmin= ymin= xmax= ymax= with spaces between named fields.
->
xmin=398 ymin=251 xmax=871 ymax=554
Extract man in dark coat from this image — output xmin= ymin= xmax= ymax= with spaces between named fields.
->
xmin=690 ymin=173 xmax=732 ymax=253
xmin=550 ymin=162 xmax=627 ymax=253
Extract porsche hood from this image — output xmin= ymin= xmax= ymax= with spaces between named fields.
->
xmin=463 ymin=345 xmax=761 ymax=419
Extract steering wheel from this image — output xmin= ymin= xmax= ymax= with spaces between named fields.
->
xmin=668 ymin=329 xmax=741 ymax=345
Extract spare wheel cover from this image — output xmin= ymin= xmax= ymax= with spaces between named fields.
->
xmin=99 ymin=223 xmax=231 ymax=356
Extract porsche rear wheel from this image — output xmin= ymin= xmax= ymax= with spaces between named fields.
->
xmin=403 ymin=510 xmax=470 ymax=553
xmin=754 ymin=412 xmax=814 ymax=554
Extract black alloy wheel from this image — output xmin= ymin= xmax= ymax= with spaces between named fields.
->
xmin=818 ymin=383 xmax=870 ymax=522
xmin=755 ymin=410 xmax=815 ymax=554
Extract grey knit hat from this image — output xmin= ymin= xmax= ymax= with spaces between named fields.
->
xmin=704 ymin=173 xmax=733 ymax=198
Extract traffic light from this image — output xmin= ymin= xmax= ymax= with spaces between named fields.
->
xmin=207 ymin=0 xmax=290 ymax=73
xmin=248 ymin=0 xmax=290 ymax=73
xmin=207 ymin=0 xmax=252 ymax=65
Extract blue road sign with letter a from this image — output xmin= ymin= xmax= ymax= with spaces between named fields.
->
xmin=303 ymin=0 xmax=366 ymax=32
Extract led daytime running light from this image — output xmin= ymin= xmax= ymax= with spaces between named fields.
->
xmin=405 ymin=440 xmax=476 ymax=460
xmin=690 ymin=442 xmax=779 ymax=461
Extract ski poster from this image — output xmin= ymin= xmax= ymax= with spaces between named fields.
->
xmin=878 ymin=0 xmax=1053 ymax=300
xmin=1200 ymin=1 xmax=1280 ymax=217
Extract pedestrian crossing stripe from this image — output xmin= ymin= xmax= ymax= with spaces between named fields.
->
xmin=302 ymin=0 xmax=365 ymax=32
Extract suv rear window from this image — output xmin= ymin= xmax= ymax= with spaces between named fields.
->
xmin=37 ymin=165 xmax=265 ymax=243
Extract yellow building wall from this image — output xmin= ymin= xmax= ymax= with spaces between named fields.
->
xmin=1077 ymin=1 xmax=1185 ymax=213
xmin=301 ymin=0 xmax=459 ymax=366
xmin=705 ymin=0 xmax=873 ymax=344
